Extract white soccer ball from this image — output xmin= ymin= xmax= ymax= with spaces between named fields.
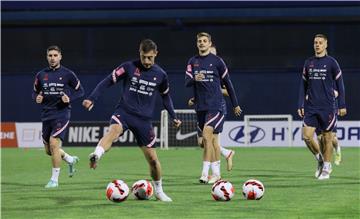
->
xmin=211 ymin=180 xmax=235 ymax=201
xmin=131 ymin=179 xmax=154 ymax=200
xmin=242 ymin=179 xmax=265 ymax=200
xmin=106 ymin=180 xmax=129 ymax=202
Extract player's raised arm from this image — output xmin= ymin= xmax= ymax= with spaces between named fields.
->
xmin=83 ymin=65 xmax=127 ymax=111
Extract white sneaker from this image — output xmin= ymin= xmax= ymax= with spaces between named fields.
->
xmin=69 ymin=156 xmax=79 ymax=177
xmin=199 ymin=175 xmax=208 ymax=184
xmin=318 ymin=166 xmax=332 ymax=180
xmin=208 ymin=175 xmax=221 ymax=184
xmin=226 ymin=150 xmax=235 ymax=171
xmin=155 ymin=192 xmax=172 ymax=202
xmin=318 ymin=171 xmax=330 ymax=180
xmin=45 ymin=180 xmax=58 ymax=188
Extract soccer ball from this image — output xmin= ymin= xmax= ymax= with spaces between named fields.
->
xmin=106 ymin=180 xmax=129 ymax=202
xmin=211 ymin=180 xmax=235 ymax=201
xmin=131 ymin=179 xmax=154 ymax=200
xmin=242 ymin=179 xmax=265 ymax=200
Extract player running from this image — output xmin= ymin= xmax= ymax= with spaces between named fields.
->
xmin=32 ymin=45 xmax=84 ymax=188
xmin=297 ymin=34 xmax=346 ymax=180
xmin=185 ymin=32 xmax=241 ymax=184
xmin=83 ymin=39 xmax=181 ymax=202
xmin=188 ymin=46 xmax=235 ymax=174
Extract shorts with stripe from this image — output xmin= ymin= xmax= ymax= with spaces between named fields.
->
xmin=196 ymin=110 xmax=225 ymax=135
xmin=110 ymin=108 xmax=156 ymax=148
xmin=42 ymin=118 xmax=70 ymax=143
xmin=304 ymin=109 xmax=337 ymax=133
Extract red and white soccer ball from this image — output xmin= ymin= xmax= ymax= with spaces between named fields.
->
xmin=211 ymin=180 xmax=235 ymax=201
xmin=106 ymin=179 xmax=129 ymax=202
xmin=242 ymin=179 xmax=265 ymax=200
xmin=131 ymin=179 xmax=154 ymax=200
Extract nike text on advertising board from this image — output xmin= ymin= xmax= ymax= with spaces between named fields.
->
xmin=63 ymin=122 xmax=161 ymax=147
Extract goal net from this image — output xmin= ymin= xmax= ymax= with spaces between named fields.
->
xmin=244 ymin=114 xmax=293 ymax=146
xmin=160 ymin=109 xmax=197 ymax=149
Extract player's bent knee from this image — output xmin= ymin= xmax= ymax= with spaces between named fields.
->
xmin=49 ymin=137 xmax=61 ymax=148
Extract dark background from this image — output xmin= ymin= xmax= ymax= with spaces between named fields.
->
xmin=2 ymin=1 xmax=360 ymax=122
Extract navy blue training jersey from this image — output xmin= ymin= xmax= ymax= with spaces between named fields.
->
xmin=87 ymin=60 xmax=176 ymax=120
xmin=32 ymin=66 xmax=84 ymax=121
xmin=185 ymin=53 xmax=238 ymax=112
xmin=298 ymin=55 xmax=346 ymax=111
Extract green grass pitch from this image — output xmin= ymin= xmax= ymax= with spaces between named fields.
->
xmin=2 ymin=147 xmax=359 ymax=219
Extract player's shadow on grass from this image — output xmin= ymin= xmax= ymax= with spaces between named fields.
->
xmin=1 ymin=181 xmax=44 ymax=188
xmin=3 ymin=202 xmax=112 ymax=212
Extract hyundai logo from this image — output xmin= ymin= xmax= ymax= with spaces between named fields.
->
xmin=229 ymin=125 xmax=265 ymax=143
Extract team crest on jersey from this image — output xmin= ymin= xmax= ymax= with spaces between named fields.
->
xmin=153 ymin=77 xmax=157 ymax=81
xmin=59 ymin=77 xmax=63 ymax=80
xmin=134 ymin=68 xmax=141 ymax=76
xmin=210 ymin=64 xmax=213 ymax=66
xmin=44 ymin=74 xmax=49 ymax=81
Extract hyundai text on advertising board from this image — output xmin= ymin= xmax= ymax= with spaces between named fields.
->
xmin=222 ymin=121 xmax=360 ymax=147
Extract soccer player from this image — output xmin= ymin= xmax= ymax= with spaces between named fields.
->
xmin=188 ymin=46 xmax=235 ymax=173
xmin=32 ymin=45 xmax=84 ymax=188
xmin=82 ymin=39 xmax=181 ymax=202
xmin=297 ymin=34 xmax=346 ymax=180
xmin=185 ymin=32 xmax=241 ymax=184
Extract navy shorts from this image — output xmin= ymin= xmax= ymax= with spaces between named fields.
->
xmin=42 ymin=118 xmax=70 ymax=143
xmin=110 ymin=108 xmax=156 ymax=147
xmin=196 ymin=110 xmax=225 ymax=135
xmin=304 ymin=109 xmax=337 ymax=133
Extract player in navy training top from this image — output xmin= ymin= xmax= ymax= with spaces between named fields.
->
xmin=188 ymin=45 xmax=235 ymax=174
xmin=32 ymin=45 xmax=84 ymax=188
xmin=83 ymin=39 xmax=181 ymax=202
xmin=297 ymin=34 xmax=346 ymax=180
xmin=185 ymin=32 xmax=242 ymax=184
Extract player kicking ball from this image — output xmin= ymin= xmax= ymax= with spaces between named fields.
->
xmin=83 ymin=39 xmax=181 ymax=201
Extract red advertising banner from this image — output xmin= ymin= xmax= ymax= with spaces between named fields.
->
xmin=1 ymin=122 xmax=18 ymax=147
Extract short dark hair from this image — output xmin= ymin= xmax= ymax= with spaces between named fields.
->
xmin=197 ymin=32 xmax=212 ymax=41
xmin=47 ymin=45 xmax=62 ymax=53
xmin=314 ymin=34 xmax=328 ymax=41
xmin=139 ymin=39 xmax=157 ymax=53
